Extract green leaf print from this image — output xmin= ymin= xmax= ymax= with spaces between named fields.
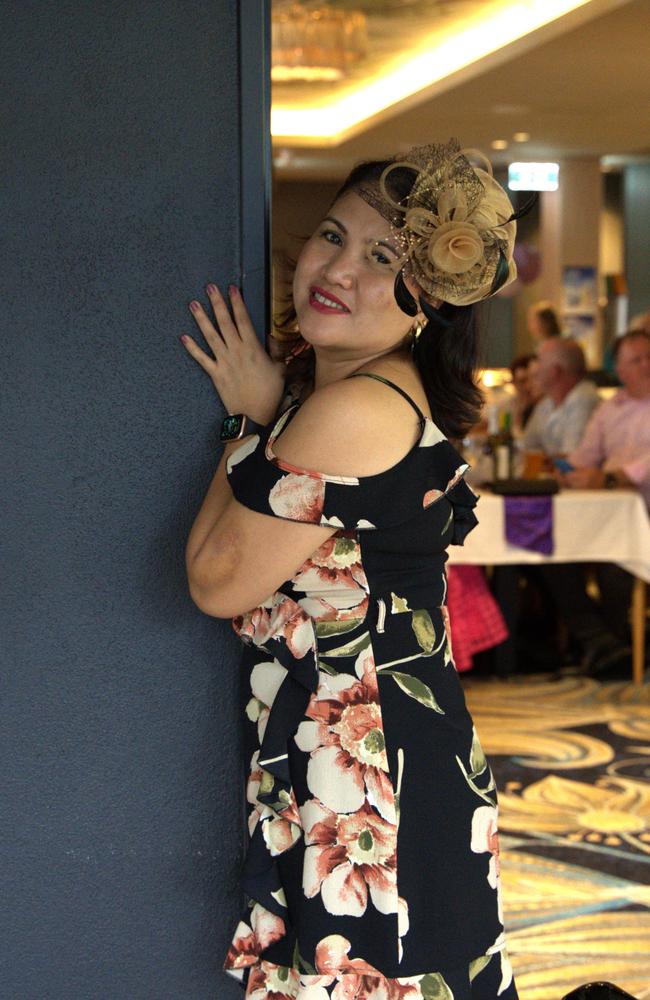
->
xmin=259 ymin=770 xmax=275 ymax=796
xmin=469 ymin=728 xmax=488 ymax=778
xmin=419 ymin=972 xmax=454 ymax=1000
xmin=321 ymin=631 xmax=371 ymax=658
xmin=333 ymin=536 xmax=357 ymax=558
xmin=292 ymin=940 xmax=316 ymax=975
xmin=391 ymin=592 xmax=411 ymax=614
xmin=316 ymin=618 xmax=363 ymax=638
xmin=441 ymin=507 xmax=454 ymax=536
xmin=469 ymin=954 xmax=492 ymax=981
xmin=411 ymin=609 xmax=436 ymax=654
xmin=384 ymin=671 xmax=445 ymax=714
xmin=317 ymin=660 xmax=340 ymax=676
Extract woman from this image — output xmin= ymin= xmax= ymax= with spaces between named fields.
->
xmin=183 ymin=141 xmax=520 ymax=999
xmin=509 ymin=353 xmax=541 ymax=436
xmin=526 ymin=300 xmax=562 ymax=344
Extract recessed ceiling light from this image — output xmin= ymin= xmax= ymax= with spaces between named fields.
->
xmin=491 ymin=139 xmax=508 ymax=150
xmin=513 ymin=131 xmax=530 ymax=142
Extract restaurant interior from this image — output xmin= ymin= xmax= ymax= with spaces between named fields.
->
xmin=269 ymin=1 xmax=650 ymax=994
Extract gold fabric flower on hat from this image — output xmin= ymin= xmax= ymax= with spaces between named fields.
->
xmin=358 ymin=139 xmax=518 ymax=307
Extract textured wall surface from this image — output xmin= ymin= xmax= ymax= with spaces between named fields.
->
xmin=2 ymin=3 xmax=249 ymax=997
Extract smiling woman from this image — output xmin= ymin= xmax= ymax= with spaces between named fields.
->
xmin=182 ymin=139 xmax=525 ymax=999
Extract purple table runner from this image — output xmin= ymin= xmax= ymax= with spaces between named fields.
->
xmin=504 ymin=495 xmax=554 ymax=555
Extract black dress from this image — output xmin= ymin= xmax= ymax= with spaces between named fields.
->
xmin=223 ymin=373 xmax=518 ymax=1000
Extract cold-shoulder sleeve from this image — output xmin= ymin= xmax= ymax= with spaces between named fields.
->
xmin=227 ymin=405 xmax=479 ymax=539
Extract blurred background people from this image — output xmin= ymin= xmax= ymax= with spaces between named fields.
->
xmin=526 ymin=300 xmax=562 ymax=345
xmin=522 ymin=338 xmax=600 ymax=457
xmin=566 ymin=329 xmax=650 ymax=502
xmin=536 ymin=329 xmax=650 ymax=676
xmin=509 ymin=353 xmax=541 ymax=437
xmin=629 ymin=310 xmax=650 ymax=334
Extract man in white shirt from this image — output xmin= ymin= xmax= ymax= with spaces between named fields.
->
xmin=536 ymin=332 xmax=650 ymax=676
xmin=523 ymin=338 xmax=600 ymax=456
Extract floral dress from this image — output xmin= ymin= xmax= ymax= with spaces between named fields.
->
xmin=222 ymin=373 xmax=517 ymax=1000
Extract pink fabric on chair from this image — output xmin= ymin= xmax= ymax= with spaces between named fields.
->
xmin=446 ymin=565 xmax=509 ymax=672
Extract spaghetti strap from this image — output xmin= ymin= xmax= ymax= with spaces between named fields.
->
xmin=346 ymin=371 xmax=427 ymax=424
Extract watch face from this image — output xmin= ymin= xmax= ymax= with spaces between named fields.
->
xmin=220 ymin=414 xmax=244 ymax=441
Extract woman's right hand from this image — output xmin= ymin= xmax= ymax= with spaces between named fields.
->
xmin=181 ymin=283 xmax=286 ymax=426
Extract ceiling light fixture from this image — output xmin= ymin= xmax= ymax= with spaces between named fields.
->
xmin=513 ymin=131 xmax=530 ymax=142
xmin=491 ymin=139 xmax=509 ymax=150
xmin=272 ymin=0 xmax=608 ymax=145
xmin=272 ymin=2 xmax=367 ymax=83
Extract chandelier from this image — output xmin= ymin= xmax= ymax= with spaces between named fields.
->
xmin=272 ymin=2 xmax=368 ymax=83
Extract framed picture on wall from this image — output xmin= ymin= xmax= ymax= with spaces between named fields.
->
xmin=562 ymin=265 xmax=600 ymax=365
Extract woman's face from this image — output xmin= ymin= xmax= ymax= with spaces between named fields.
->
xmin=293 ymin=191 xmax=415 ymax=361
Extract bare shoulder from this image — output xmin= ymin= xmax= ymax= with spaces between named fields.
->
xmin=272 ymin=355 xmax=430 ymax=478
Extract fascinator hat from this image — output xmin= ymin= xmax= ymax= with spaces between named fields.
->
xmin=356 ymin=139 xmax=531 ymax=315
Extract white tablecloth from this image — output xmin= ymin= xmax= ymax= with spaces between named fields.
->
xmin=448 ymin=489 xmax=650 ymax=584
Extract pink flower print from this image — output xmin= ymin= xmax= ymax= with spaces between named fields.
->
xmin=302 ymin=936 xmax=423 ymax=1000
xmin=295 ymin=646 xmax=394 ymax=820
xmin=224 ymin=904 xmax=285 ymax=971
xmin=246 ymin=961 xmax=300 ymax=1000
xmin=301 ymin=799 xmax=397 ymax=918
xmin=246 ymin=752 xmax=301 ymax=856
xmin=315 ymin=934 xmax=382 ymax=978
xmin=246 ymin=659 xmax=288 ymax=742
xmin=268 ymin=472 xmax=326 ymax=523
xmin=422 ymin=488 xmax=443 ymax=508
xmin=471 ymin=804 xmax=503 ymax=921
xmin=234 ymin=594 xmax=316 ymax=662
xmin=292 ymin=533 xmax=369 ymax=623
xmin=439 ymin=605 xmax=455 ymax=668
xmin=446 ymin=465 xmax=468 ymax=492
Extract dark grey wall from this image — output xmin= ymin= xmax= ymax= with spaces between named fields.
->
xmin=624 ymin=163 xmax=650 ymax=321
xmin=2 ymin=3 xmax=264 ymax=997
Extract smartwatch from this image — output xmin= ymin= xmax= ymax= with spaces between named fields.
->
xmin=219 ymin=413 xmax=265 ymax=442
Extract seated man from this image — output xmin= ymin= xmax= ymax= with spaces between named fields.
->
xmin=566 ymin=329 xmax=650 ymax=501
xmin=543 ymin=330 xmax=650 ymax=675
xmin=523 ymin=338 xmax=600 ymax=458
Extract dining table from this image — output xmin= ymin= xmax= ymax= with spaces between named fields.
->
xmin=447 ymin=488 xmax=650 ymax=684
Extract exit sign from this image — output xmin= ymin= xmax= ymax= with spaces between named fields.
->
xmin=508 ymin=162 xmax=559 ymax=191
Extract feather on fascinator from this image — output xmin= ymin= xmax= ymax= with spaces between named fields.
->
xmin=357 ymin=139 xmax=521 ymax=309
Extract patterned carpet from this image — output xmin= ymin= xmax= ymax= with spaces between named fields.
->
xmin=463 ymin=674 xmax=650 ymax=1000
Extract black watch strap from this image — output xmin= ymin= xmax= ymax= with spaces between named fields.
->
xmin=219 ymin=413 xmax=266 ymax=442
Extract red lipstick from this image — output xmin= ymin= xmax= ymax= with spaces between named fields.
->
xmin=309 ymin=286 xmax=351 ymax=314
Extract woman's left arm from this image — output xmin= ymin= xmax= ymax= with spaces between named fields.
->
xmin=182 ymin=284 xmax=342 ymax=619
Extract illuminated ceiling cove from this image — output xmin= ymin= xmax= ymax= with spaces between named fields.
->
xmin=271 ymin=0 xmax=632 ymax=146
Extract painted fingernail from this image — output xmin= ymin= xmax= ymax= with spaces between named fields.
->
xmin=180 ymin=335 xmax=189 ymax=344
xmin=189 ymin=300 xmax=201 ymax=312
xmin=206 ymin=283 xmax=217 ymax=294
xmin=228 ymin=284 xmax=239 ymax=297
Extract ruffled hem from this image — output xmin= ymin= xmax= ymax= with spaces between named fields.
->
xmin=226 ymin=937 xmax=516 ymax=999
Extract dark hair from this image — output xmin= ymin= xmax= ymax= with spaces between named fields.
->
xmin=535 ymin=306 xmax=561 ymax=338
xmin=509 ymin=353 xmax=536 ymax=377
xmin=612 ymin=328 xmax=650 ymax=361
